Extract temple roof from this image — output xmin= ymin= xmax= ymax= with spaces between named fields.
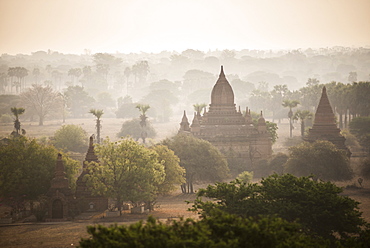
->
xmin=313 ymin=86 xmax=336 ymax=125
xmin=210 ymin=66 xmax=234 ymax=106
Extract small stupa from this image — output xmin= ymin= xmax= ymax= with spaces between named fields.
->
xmin=305 ymin=86 xmax=351 ymax=156
xmin=75 ymin=135 xmax=108 ymax=212
xmin=46 ymin=153 xmax=74 ymax=220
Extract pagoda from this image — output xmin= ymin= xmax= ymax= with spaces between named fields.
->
xmin=179 ymin=66 xmax=272 ymax=167
xmin=305 ymin=86 xmax=351 ymax=156
xmin=75 ymin=135 xmax=108 ymax=212
xmin=46 ymin=153 xmax=74 ymax=220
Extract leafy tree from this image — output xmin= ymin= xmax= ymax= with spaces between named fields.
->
xmin=64 ymin=86 xmax=95 ymax=118
xmin=52 ymin=124 xmax=88 ymax=153
xmin=162 ymin=134 xmax=229 ymax=193
xmin=79 ymin=211 xmax=328 ymax=248
xmin=192 ymin=174 xmax=366 ymax=240
xmin=0 ymin=136 xmax=79 ymax=210
xmin=293 ymin=109 xmax=313 ymax=137
xmin=282 ymin=99 xmax=300 ymax=138
xmin=349 ymin=116 xmax=370 ymax=153
xmin=10 ymin=107 xmax=25 ymax=134
xmin=89 ymin=109 xmax=104 ymax=144
xmin=115 ymin=102 xmax=138 ymax=119
xmin=116 ymin=118 xmax=156 ymax=141
xmin=236 ymin=171 xmax=253 ymax=183
xmin=284 ymin=140 xmax=353 ymax=181
xmin=84 ymin=138 xmax=165 ymax=212
xmin=20 ymin=85 xmax=62 ymax=125
xmin=151 ymin=145 xmax=185 ymax=195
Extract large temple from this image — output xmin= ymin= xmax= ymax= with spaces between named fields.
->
xmin=179 ymin=66 xmax=272 ymax=168
xmin=305 ymin=86 xmax=351 ymax=156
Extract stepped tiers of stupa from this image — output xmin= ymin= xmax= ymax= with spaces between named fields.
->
xmin=75 ymin=135 xmax=108 ymax=212
xmin=179 ymin=66 xmax=272 ymax=161
xmin=304 ymin=86 xmax=351 ymax=156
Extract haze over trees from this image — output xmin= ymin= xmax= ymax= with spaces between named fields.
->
xmin=0 ymin=47 xmax=369 ymax=128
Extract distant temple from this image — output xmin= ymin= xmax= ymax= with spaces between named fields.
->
xmin=75 ymin=135 xmax=108 ymax=212
xmin=305 ymin=86 xmax=351 ymax=156
xmin=179 ymin=66 xmax=272 ymax=169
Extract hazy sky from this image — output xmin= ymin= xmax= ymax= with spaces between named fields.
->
xmin=1 ymin=0 xmax=369 ymax=55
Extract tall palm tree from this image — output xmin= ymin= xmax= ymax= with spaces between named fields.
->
xmin=193 ymin=103 xmax=207 ymax=115
xmin=293 ymin=110 xmax=313 ymax=137
xmin=136 ymin=104 xmax=150 ymax=143
xmin=89 ymin=109 xmax=104 ymax=144
xmin=282 ymin=99 xmax=300 ymax=138
xmin=10 ymin=107 xmax=25 ymax=134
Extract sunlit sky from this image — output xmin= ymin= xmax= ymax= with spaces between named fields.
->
xmin=0 ymin=0 xmax=369 ymax=55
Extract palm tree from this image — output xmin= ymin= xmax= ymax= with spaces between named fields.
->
xmin=136 ymin=104 xmax=150 ymax=143
xmin=193 ymin=103 xmax=207 ymax=115
xmin=10 ymin=107 xmax=25 ymax=135
xmin=89 ymin=109 xmax=104 ymax=144
xmin=282 ymin=99 xmax=300 ymax=138
xmin=293 ymin=110 xmax=313 ymax=137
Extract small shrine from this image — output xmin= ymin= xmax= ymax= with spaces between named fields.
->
xmin=305 ymin=86 xmax=351 ymax=156
xmin=46 ymin=153 xmax=74 ymax=220
xmin=75 ymin=135 xmax=108 ymax=212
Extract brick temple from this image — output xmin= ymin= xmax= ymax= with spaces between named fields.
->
xmin=304 ymin=86 xmax=351 ymax=156
xmin=179 ymin=66 xmax=272 ymax=165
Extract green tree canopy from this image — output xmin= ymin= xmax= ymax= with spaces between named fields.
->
xmin=349 ymin=116 xmax=370 ymax=154
xmin=85 ymin=138 xmax=165 ymax=211
xmin=150 ymin=145 xmax=185 ymax=195
xmin=192 ymin=174 xmax=366 ymax=240
xmin=79 ymin=211 xmax=329 ymax=248
xmin=0 ymin=136 xmax=79 ymax=203
xmin=162 ymin=134 xmax=229 ymax=193
xmin=52 ymin=124 xmax=88 ymax=153
xmin=284 ymin=140 xmax=353 ymax=181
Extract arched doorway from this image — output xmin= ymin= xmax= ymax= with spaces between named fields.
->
xmin=52 ymin=199 xmax=63 ymax=219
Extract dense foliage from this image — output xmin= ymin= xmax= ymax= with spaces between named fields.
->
xmin=284 ymin=140 xmax=352 ymax=181
xmin=349 ymin=116 xmax=370 ymax=154
xmin=79 ymin=211 xmax=328 ymax=248
xmin=192 ymin=174 xmax=366 ymax=240
xmin=0 ymin=136 xmax=79 ymax=202
xmin=52 ymin=124 xmax=88 ymax=153
xmin=85 ymin=138 xmax=165 ymax=210
xmin=162 ymin=134 xmax=229 ymax=193
xmin=150 ymin=145 xmax=185 ymax=195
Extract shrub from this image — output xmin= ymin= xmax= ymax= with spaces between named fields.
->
xmin=52 ymin=124 xmax=88 ymax=153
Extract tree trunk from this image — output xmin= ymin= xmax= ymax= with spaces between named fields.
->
xmin=301 ymin=119 xmax=305 ymax=137
xmin=38 ymin=115 xmax=44 ymax=126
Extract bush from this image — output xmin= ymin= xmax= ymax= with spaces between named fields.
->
xmin=236 ymin=171 xmax=253 ymax=183
xmin=193 ymin=174 xmax=367 ymax=241
xmin=284 ymin=140 xmax=353 ymax=181
xmin=116 ymin=118 xmax=156 ymax=141
xmin=79 ymin=212 xmax=328 ymax=248
xmin=52 ymin=124 xmax=88 ymax=153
